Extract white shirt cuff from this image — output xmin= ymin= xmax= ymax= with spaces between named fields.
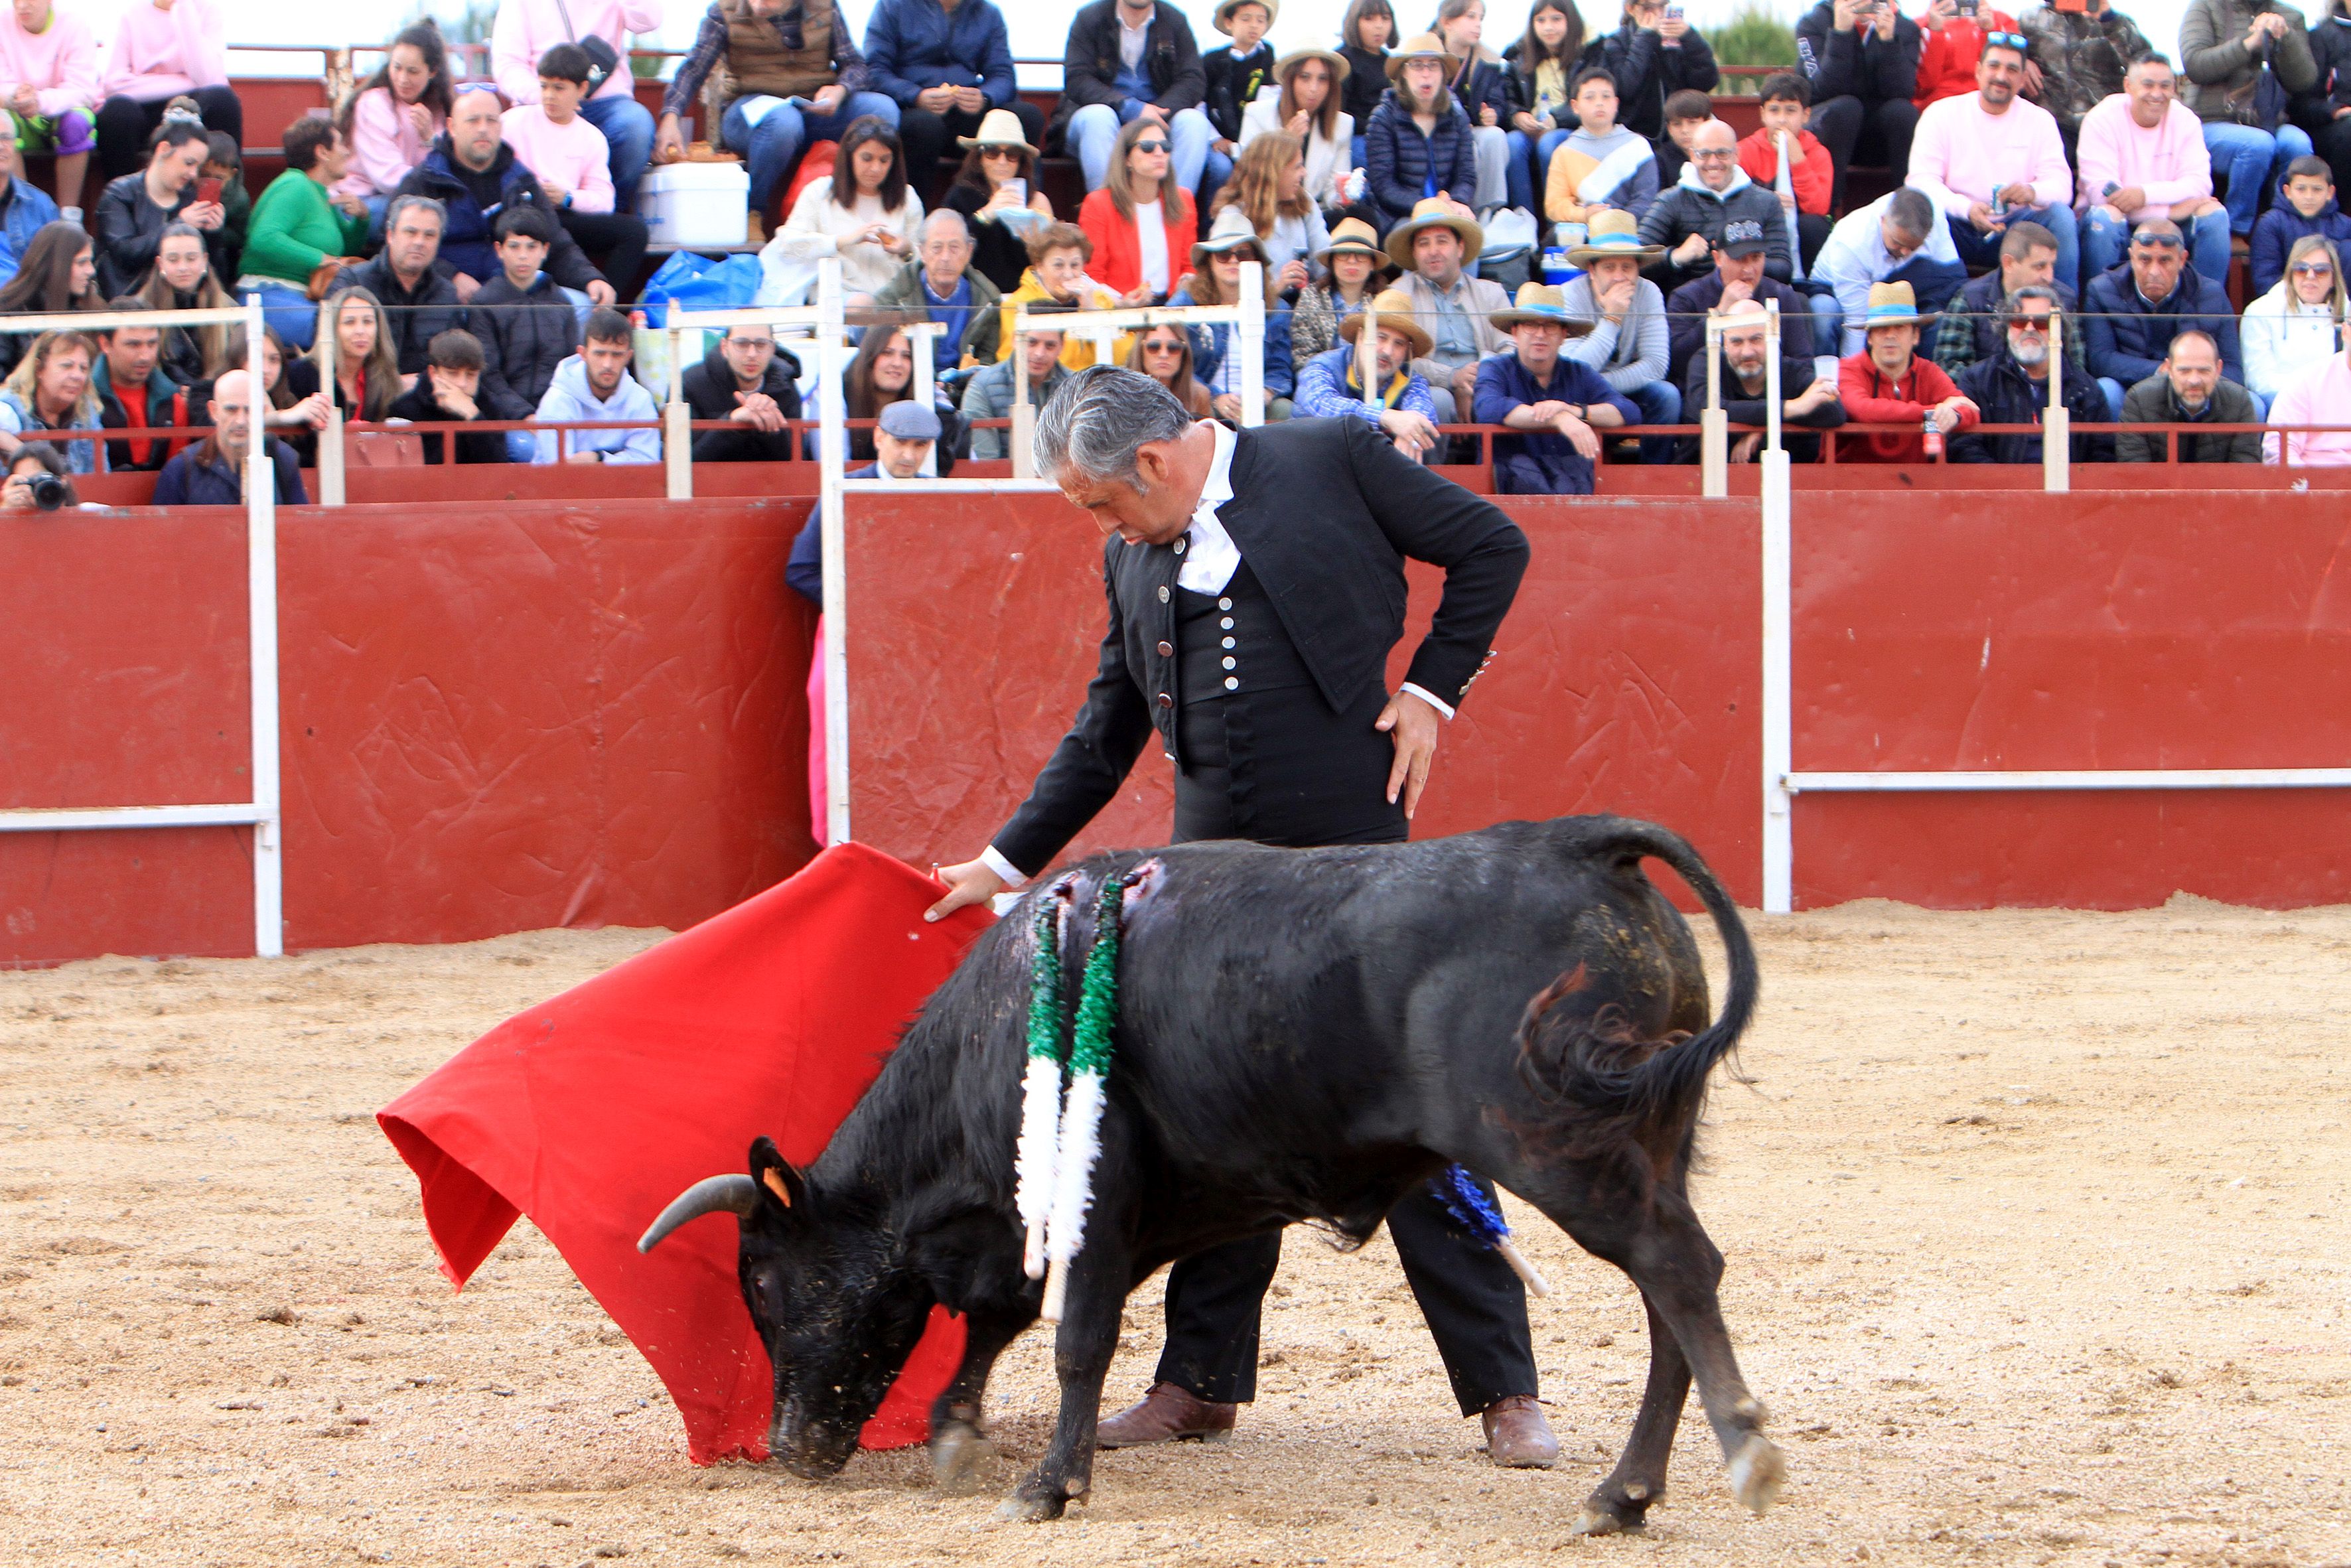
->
xmin=1399 ymin=682 xmax=1456 ymax=721
xmin=979 ymin=845 xmax=1029 ymax=887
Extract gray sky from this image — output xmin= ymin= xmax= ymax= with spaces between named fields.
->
xmin=175 ymin=0 xmax=2330 ymax=80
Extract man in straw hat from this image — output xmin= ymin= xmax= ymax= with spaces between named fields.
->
xmin=926 ymin=365 xmax=1558 ymax=1467
xmin=1677 ymin=296 xmax=1845 ymax=464
xmin=1291 ymin=284 xmax=1441 ymax=459
xmin=1475 ymin=281 xmax=1637 ymax=493
xmin=1386 ymin=195 xmax=1507 ymax=425
xmin=862 ymin=0 xmax=1042 ymax=204
xmin=1560 ymin=209 xmax=1679 ymax=461
xmin=1834 ymin=279 xmax=1977 ymax=463
xmin=1050 ymin=0 xmax=1216 ymax=195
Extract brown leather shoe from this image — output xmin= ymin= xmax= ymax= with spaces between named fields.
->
xmin=1094 ymin=1382 xmax=1238 ymax=1449
xmin=1481 ymin=1395 xmax=1559 ymax=1468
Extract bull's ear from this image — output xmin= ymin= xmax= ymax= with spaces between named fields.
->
xmin=748 ymin=1136 xmax=807 ymax=1216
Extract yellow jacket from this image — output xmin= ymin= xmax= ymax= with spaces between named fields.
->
xmin=996 ymin=270 xmax=1136 ymax=372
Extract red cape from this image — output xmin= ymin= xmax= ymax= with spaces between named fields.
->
xmin=378 ymin=843 xmax=991 ymax=1461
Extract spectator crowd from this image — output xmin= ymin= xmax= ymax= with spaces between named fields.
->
xmin=7 ymin=0 xmax=2351 ymax=507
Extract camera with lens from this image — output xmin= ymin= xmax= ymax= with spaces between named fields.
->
xmin=26 ymin=471 xmax=69 ymax=511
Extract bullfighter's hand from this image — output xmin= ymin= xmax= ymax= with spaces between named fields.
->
xmin=925 ymin=858 xmax=1006 ymax=922
xmin=1376 ymin=687 xmax=1442 ymax=819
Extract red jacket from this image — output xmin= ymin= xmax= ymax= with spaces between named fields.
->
xmin=1736 ymin=127 xmax=1833 ymax=216
xmin=1837 ymin=352 xmax=1977 ymax=463
xmin=1077 ymin=186 xmax=1198 ymax=301
xmin=1914 ymin=11 xmax=2018 ymax=109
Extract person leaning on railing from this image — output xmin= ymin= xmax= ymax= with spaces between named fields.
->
xmin=681 ymin=319 xmax=805 ymax=464
xmin=1835 ymin=279 xmax=1976 ymax=462
xmin=1678 ymin=297 xmax=1844 ymax=464
xmin=152 ymin=366 xmax=307 ymax=505
xmin=532 ymin=307 xmax=658 ymax=466
xmin=1475 ymin=281 xmax=1635 ymax=495
xmin=387 ymin=328 xmax=511 ymax=465
xmin=1948 ymin=285 xmax=2109 ymax=463
xmin=286 ymin=287 xmax=401 ymax=421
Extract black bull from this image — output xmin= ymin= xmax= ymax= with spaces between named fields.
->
xmin=640 ymin=816 xmax=1778 ymax=1534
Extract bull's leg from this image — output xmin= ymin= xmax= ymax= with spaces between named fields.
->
xmin=998 ymin=1234 xmax=1130 ymax=1522
xmin=930 ymin=1306 xmax=1031 ymax=1495
xmin=1573 ymin=1292 xmax=1690 ymax=1535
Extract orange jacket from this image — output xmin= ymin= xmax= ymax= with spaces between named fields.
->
xmin=1076 ymin=185 xmax=1198 ymax=301
xmin=1736 ymin=127 xmax=1833 ymax=216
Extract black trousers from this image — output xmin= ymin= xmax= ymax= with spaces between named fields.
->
xmin=558 ymin=208 xmax=651 ymax=302
xmin=897 ymin=99 xmax=1045 ymax=206
xmin=96 ymin=87 xmax=244 ymax=182
xmin=1808 ymin=94 xmax=1919 ymax=214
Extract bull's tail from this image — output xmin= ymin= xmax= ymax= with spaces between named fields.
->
xmin=1518 ymin=820 xmax=1760 ymax=1128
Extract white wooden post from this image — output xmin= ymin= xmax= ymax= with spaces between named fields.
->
xmin=664 ymin=322 xmax=691 ymax=499
xmin=1011 ymin=318 xmax=1034 ymax=479
xmin=1701 ymin=313 xmax=1727 ymax=498
xmin=1759 ymin=299 xmax=1792 ymax=915
xmin=318 ymin=307 xmax=344 ymax=507
xmin=816 ymin=261 xmax=851 ymax=847
xmin=1238 ymin=260 xmax=1265 ymax=428
xmin=244 ymin=295 xmax=284 ymax=956
xmin=905 ymin=320 xmax=942 ymax=476
xmin=2043 ymin=311 xmax=2070 ymax=493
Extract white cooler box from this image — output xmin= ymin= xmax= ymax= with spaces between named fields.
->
xmin=642 ymin=161 xmax=752 ymax=246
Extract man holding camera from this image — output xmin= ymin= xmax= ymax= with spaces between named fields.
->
xmin=1795 ymin=0 xmax=1922 ymax=210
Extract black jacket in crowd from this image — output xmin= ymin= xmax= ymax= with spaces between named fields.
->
xmin=93 ymin=356 xmax=192 ymax=472
xmin=340 ymin=254 xmax=469 ymax=378
xmin=1202 ymin=40 xmax=1274 ymax=141
xmin=92 ymin=173 xmax=236 ymax=299
xmin=1050 ymin=0 xmax=1206 ymax=147
xmin=1340 ymin=43 xmax=1390 ymax=127
xmin=681 ymin=338 xmax=807 ymax=463
xmin=2116 ymin=373 xmax=2263 ymax=463
xmin=394 ymin=138 xmax=603 ymax=291
xmin=467 ymin=271 xmax=581 ymax=422
xmin=1949 ymin=348 xmax=2112 ymax=464
xmin=1595 ymin=22 xmax=1720 ymax=140
xmin=1444 ymin=46 xmax=1514 ymax=129
xmin=1664 ymin=272 xmax=1815 ymax=384
xmin=1794 ymin=2 xmax=1922 ymax=107
xmin=989 ymin=416 xmax=1530 ymax=879
xmin=387 ymin=380 xmax=510 ymax=464
xmin=1677 ymin=345 xmax=1847 ymax=464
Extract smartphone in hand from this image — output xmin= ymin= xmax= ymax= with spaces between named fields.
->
xmin=195 ymin=176 xmax=222 ymax=206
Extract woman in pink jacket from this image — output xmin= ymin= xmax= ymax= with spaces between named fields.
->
xmin=334 ymin=21 xmax=456 ymax=234
xmin=94 ymin=0 xmax=238 ymax=182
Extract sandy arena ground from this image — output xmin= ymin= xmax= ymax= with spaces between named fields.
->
xmin=2 ymin=900 xmax=2348 ymax=1568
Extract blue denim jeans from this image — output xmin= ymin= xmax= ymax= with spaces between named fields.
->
xmin=1504 ymin=125 xmax=1573 ymax=216
xmin=1066 ymin=100 xmax=1212 ymax=192
xmin=1948 ymin=203 xmax=2079 ymax=294
xmin=251 ymin=282 xmax=319 ymax=350
xmin=723 ymin=90 xmax=901 ymax=212
xmin=2082 ymin=206 xmax=2232 ymax=287
xmin=1626 ymin=376 xmax=1680 ymax=464
xmin=2204 ymin=119 xmax=2314 ymax=234
xmin=581 ymin=92 xmax=656 ymax=210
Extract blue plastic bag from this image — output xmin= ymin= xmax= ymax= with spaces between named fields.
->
xmin=640 ymin=252 xmax=764 ymax=326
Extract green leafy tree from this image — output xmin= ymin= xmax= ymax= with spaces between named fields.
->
xmin=1704 ymin=1 xmax=1799 ymax=73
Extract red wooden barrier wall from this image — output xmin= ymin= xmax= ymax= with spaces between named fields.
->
xmin=2 ymin=498 xmax=816 ymax=965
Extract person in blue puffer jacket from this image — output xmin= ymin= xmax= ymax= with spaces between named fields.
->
xmin=1364 ymin=33 xmax=1480 ymax=233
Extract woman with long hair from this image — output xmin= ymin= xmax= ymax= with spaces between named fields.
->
xmin=1340 ymin=0 xmax=1399 ymax=155
xmin=1240 ymin=50 xmax=1358 ymax=216
xmin=1502 ymin=0 xmax=1585 ymax=214
xmin=827 ymin=318 xmax=963 ymax=467
xmin=1593 ymin=0 xmax=1717 ymax=140
xmin=201 ymin=325 xmax=334 ymax=467
xmin=136 ymin=222 xmax=236 ymax=384
xmin=1212 ymin=133 xmax=1328 ymax=293
xmin=334 ymin=21 xmax=455 ymax=230
xmin=1364 ymin=33 xmax=1478 ymax=230
xmin=0 ymin=222 xmax=102 ymax=380
xmin=1290 ymin=216 xmax=1390 ymax=360
xmin=776 ymin=116 xmax=924 ymax=301
xmin=1078 ymin=117 xmax=1200 ymax=306
xmin=2245 ymin=234 xmax=2347 ymax=401
xmin=1431 ymin=0 xmax=1512 ymax=211
xmin=0 ymin=331 xmax=107 ymax=475
xmin=940 ymin=109 xmax=1058 ymax=293
xmin=1167 ymin=211 xmax=1298 ymax=423
xmin=1125 ymin=322 xmax=1214 ymax=416
xmin=285 ymin=287 xmax=400 ymax=422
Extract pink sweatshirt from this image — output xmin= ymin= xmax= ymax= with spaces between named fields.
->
xmin=2072 ymin=94 xmax=2212 ymax=222
xmin=336 ymin=86 xmax=443 ymax=200
xmin=100 ymin=0 xmax=226 ymax=104
xmin=1906 ymin=91 xmax=2070 ymax=217
xmin=501 ymin=104 xmax=614 ymax=213
xmin=0 ymin=4 xmax=98 ymax=118
xmin=2263 ymin=352 xmax=2351 ymax=467
xmin=491 ymin=0 xmax=663 ymax=106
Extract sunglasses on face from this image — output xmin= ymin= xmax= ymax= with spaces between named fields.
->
xmin=2293 ymin=261 xmax=2335 ymax=275
xmin=1133 ymin=139 xmax=1169 ymax=154
xmin=982 ymin=147 xmax=1019 ymax=160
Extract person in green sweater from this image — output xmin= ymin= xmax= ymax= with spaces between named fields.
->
xmin=236 ymin=114 xmax=369 ymax=350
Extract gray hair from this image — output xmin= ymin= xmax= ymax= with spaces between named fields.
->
xmin=1885 ymin=188 xmax=1935 ymax=244
xmin=1033 ymin=366 xmax=1190 ymax=490
xmin=921 ymin=208 xmax=970 ymax=243
xmin=385 ymin=194 xmax=447 ymax=234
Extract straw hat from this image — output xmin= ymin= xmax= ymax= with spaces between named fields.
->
xmin=1489 ymin=281 xmax=1597 ymax=335
xmin=1214 ymin=0 xmax=1277 ymax=33
xmin=1385 ymin=196 xmax=1484 ymax=269
xmin=1316 ymin=215 xmax=1388 ymax=267
xmin=1861 ymin=279 xmax=1938 ymax=329
xmin=1565 ymin=209 xmax=1665 ymax=268
xmin=1386 ymin=32 xmax=1451 ymax=79
xmin=1274 ymin=46 xmax=1350 ymax=84
xmin=958 ymin=107 xmax=1038 ymax=155
xmin=1191 ymin=206 xmax=1269 ymax=266
xmin=1338 ymin=287 xmax=1434 ymax=357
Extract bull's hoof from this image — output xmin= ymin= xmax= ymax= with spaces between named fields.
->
xmin=931 ymin=1420 xmax=994 ymax=1496
xmin=1570 ymin=1482 xmax=1654 ymax=1537
xmin=1727 ymin=1433 xmax=1785 ymax=1516
xmin=995 ymin=1484 xmax=1070 ymax=1522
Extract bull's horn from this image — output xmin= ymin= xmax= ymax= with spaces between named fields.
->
xmin=637 ymin=1175 xmax=760 ymax=1253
